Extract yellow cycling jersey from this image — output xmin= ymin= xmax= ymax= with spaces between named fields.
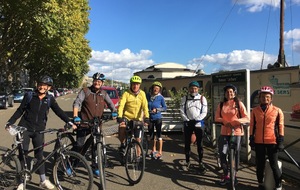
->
xmin=118 ymin=89 xmax=149 ymax=121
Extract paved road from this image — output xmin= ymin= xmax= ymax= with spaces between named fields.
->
xmin=0 ymin=93 xmax=299 ymax=190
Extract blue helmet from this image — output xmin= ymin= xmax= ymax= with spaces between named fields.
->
xmin=189 ymin=81 xmax=200 ymax=88
xmin=92 ymin=72 xmax=105 ymax=81
xmin=223 ymin=83 xmax=237 ymax=93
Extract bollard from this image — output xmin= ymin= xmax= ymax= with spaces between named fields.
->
xmin=264 ymin=159 xmax=282 ymax=190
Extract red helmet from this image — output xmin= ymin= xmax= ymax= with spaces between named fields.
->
xmin=260 ymin=86 xmax=274 ymax=95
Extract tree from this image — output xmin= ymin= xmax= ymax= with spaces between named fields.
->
xmin=0 ymin=0 xmax=91 ymax=88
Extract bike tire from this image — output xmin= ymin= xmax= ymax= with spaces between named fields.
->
xmin=59 ymin=132 xmax=76 ymax=150
xmin=229 ymin=148 xmax=236 ymax=190
xmin=125 ymin=140 xmax=145 ymax=184
xmin=97 ymin=142 xmax=106 ymax=190
xmin=53 ymin=150 xmax=93 ymax=190
xmin=0 ymin=146 xmax=22 ymax=190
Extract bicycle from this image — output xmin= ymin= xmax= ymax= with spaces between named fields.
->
xmin=0 ymin=124 xmax=93 ymax=190
xmin=59 ymin=116 xmax=113 ymax=190
xmin=227 ymin=123 xmax=249 ymax=190
xmin=120 ymin=119 xmax=145 ymax=185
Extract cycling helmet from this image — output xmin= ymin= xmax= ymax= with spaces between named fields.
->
xmin=260 ymin=86 xmax=274 ymax=95
xmin=39 ymin=76 xmax=53 ymax=86
xmin=130 ymin=75 xmax=142 ymax=84
xmin=189 ymin=81 xmax=200 ymax=88
xmin=92 ymin=72 xmax=105 ymax=81
xmin=152 ymin=81 xmax=162 ymax=88
xmin=223 ymin=83 xmax=237 ymax=93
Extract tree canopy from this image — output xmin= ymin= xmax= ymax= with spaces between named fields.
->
xmin=0 ymin=0 xmax=91 ymax=89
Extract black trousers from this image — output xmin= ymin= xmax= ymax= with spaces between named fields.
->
xmin=255 ymin=144 xmax=282 ymax=186
xmin=18 ymin=131 xmax=45 ymax=175
xmin=183 ymin=123 xmax=204 ymax=164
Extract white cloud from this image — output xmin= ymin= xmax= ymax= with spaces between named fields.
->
xmin=87 ymin=49 xmax=154 ymax=83
xmin=285 ymin=29 xmax=300 ymax=40
xmin=236 ymin=0 xmax=280 ymax=12
xmin=187 ymin=49 xmax=277 ymax=73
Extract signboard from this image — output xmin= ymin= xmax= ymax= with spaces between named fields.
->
xmin=211 ymin=69 xmax=250 ymax=121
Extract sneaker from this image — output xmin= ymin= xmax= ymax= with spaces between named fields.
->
xmin=39 ymin=179 xmax=55 ymax=189
xmin=155 ymin=153 xmax=162 ymax=160
xmin=17 ymin=183 xmax=24 ymax=190
xmin=93 ymin=169 xmax=100 ymax=178
xmin=150 ymin=151 xmax=157 ymax=159
xmin=198 ymin=162 xmax=207 ymax=173
xmin=182 ymin=162 xmax=190 ymax=171
xmin=218 ymin=175 xmax=230 ymax=186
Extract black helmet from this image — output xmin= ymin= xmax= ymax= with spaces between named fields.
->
xmin=223 ymin=83 xmax=237 ymax=93
xmin=39 ymin=76 xmax=53 ymax=86
xmin=92 ymin=72 xmax=106 ymax=81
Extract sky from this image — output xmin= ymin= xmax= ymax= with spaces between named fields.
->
xmin=86 ymin=0 xmax=300 ymax=83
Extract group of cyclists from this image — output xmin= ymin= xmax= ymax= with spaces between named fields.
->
xmin=4 ymin=72 xmax=285 ymax=190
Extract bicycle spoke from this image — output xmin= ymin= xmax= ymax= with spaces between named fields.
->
xmin=0 ymin=147 xmax=21 ymax=190
xmin=125 ymin=141 xmax=145 ymax=184
xmin=53 ymin=151 xmax=93 ymax=190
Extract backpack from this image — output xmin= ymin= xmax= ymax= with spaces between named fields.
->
xmin=25 ymin=91 xmax=52 ymax=108
xmin=219 ymin=98 xmax=241 ymax=118
xmin=184 ymin=94 xmax=204 ymax=120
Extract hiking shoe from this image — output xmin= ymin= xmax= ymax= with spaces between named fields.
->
xmin=93 ymin=169 xmax=100 ymax=178
xmin=198 ymin=162 xmax=207 ymax=173
xmin=39 ymin=179 xmax=55 ymax=189
xmin=218 ymin=175 xmax=230 ymax=186
xmin=17 ymin=183 xmax=24 ymax=190
xmin=182 ymin=162 xmax=190 ymax=171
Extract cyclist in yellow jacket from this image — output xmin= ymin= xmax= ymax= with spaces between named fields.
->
xmin=250 ymin=86 xmax=284 ymax=190
xmin=117 ymin=75 xmax=150 ymax=155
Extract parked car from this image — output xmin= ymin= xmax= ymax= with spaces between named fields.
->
xmin=0 ymin=91 xmax=14 ymax=109
xmin=22 ymin=87 xmax=34 ymax=93
xmin=101 ymin=86 xmax=119 ymax=116
xmin=13 ymin=89 xmax=25 ymax=103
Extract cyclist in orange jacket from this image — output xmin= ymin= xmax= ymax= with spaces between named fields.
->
xmin=215 ymin=84 xmax=249 ymax=185
xmin=250 ymin=86 xmax=284 ymax=190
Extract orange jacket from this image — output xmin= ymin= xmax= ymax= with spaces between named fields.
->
xmin=250 ymin=104 xmax=284 ymax=144
xmin=215 ymin=99 xmax=250 ymax=136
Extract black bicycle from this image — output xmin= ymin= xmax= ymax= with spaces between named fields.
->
xmin=0 ymin=124 xmax=93 ymax=190
xmin=58 ymin=116 xmax=113 ymax=190
xmin=120 ymin=119 xmax=145 ymax=185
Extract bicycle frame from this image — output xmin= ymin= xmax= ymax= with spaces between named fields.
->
xmin=5 ymin=126 xmax=70 ymax=182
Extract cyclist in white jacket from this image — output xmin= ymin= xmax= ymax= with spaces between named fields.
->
xmin=180 ymin=81 xmax=208 ymax=173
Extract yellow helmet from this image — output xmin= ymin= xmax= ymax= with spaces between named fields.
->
xmin=130 ymin=75 xmax=142 ymax=84
xmin=152 ymin=81 xmax=162 ymax=88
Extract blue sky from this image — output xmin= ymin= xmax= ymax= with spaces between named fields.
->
xmin=86 ymin=0 xmax=300 ymax=83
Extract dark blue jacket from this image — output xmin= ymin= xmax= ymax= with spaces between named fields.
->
xmin=146 ymin=93 xmax=167 ymax=121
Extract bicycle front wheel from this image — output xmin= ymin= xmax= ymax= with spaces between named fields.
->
xmin=53 ymin=151 xmax=93 ymax=190
xmin=0 ymin=146 xmax=21 ymax=190
xmin=125 ymin=140 xmax=145 ymax=184
xmin=229 ymin=148 xmax=236 ymax=190
xmin=97 ymin=142 xmax=106 ymax=190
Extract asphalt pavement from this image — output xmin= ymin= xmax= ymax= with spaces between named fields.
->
xmin=0 ymin=94 xmax=299 ymax=190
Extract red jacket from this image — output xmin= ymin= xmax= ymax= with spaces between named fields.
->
xmin=250 ymin=104 xmax=284 ymax=144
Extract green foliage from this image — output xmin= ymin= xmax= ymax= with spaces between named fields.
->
xmin=0 ymin=0 xmax=91 ymax=88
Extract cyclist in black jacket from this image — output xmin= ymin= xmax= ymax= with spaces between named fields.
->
xmin=6 ymin=76 xmax=76 ymax=190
